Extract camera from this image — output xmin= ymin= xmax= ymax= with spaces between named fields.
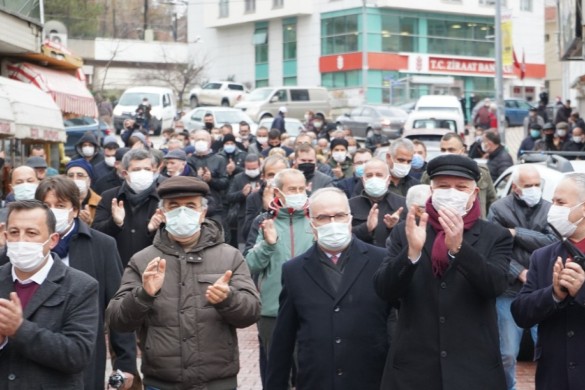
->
xmin=108 ymin=369 xmax=125 ymax=389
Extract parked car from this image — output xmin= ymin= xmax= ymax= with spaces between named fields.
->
xmin=235 ymin=86 xmax=331 ymax=122
xmin=258 ymin=117 xmax=305 ymax=138
xmin=188 ymin=81 xmax=248 ymax=108
xmin=401 ymin=128 xmax=449 ymax=162
xmin=64 ymin=117 xmax=111 ymax=157
xmin=414 ymin=95 xmax=464 ymax=118
xmin=403 ymin=110 xmax=465 ymax=136
xmin=471 ymin=98 xmax=535 ymax=128
xmin=113 ymin=86 xmax=176 ymax=135
xmin=180 ymin=107 xmax=257 ymax=134
xmin=399 ymin=100 xmax=417 ymax=114
xmin=335 ymin=105 xmax=408 ymax=142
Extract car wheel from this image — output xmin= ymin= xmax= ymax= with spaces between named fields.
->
xmin=190 ymin=96 xmax=199 ymax=108
xmin=221 ymin=99 xmax=230 ymax=107
xmin=260 ymin=114 xmax=273 ymax=121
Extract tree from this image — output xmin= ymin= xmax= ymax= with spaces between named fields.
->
xmin=44 ymin=0 xmax=103 ymax=39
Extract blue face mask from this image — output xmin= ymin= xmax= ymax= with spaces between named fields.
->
xmin=223 ymin=144 xmax=236 ymax=154
xmin=164 ymin=207 xmax=201 ymax=238
xmin=411 ymin=154 xmax=425 ymax=170
xmin=355 ymin=165 xmax=365 ymax=178
xmin=530 ymin=129 xmax=541 ymax=139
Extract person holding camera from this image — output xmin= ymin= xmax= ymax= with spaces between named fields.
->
xmin=512 ymin=173 xmax=585 ymax=390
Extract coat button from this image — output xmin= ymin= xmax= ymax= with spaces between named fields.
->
xmin=334 ymin=306 xmax=340 ymax=312
xmin=182 ymin=338 xmax=187 ymax=342
xmin=335 ymin=337 xmax=341 ymax=344
xmin=569 ymin=361 xmax=576 ymax=369
xmin=439 ymin=316 xmax=445 ymax=324
xmin=8 ymin=374 xmax=16 ymax=380
xmin=567 ymin=330 xmax=575 ymax=338
xmin=440 ymin=282 xmax=447 ymax=289
xmin=130 ymin=229 xmax=136 ymax=233
xmin=180 ymin=310 xmax=184 ymax=314
xmin=440 ymin=351 xmax=447 ymax=358
xmin=336 ymin=369 xmax=343 ymax=376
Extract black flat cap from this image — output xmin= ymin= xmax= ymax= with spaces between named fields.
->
xmin=330 ymin=138 xmax=348 ymax=149
xmin=25 ymin=156 xmax=47 ymax=169
xmin=164 ymin=149 xmax=187 ymax=161
xmin=427 ymin=154 xmax=480 ymax=182
xmin=157 ymin=176 xmax=209 ymax=199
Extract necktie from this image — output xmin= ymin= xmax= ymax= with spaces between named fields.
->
xmin=330 ymin=254 xmax=339 ymax=265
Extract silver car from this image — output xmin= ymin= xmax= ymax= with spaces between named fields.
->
xmin=336 ymin=105 xmax=408 ymax=141
xmin=180 ymin=107 xmax=257 ymax=133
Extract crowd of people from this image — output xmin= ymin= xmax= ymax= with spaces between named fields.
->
xmin=0 ymin=102 xmax=584 ymax=390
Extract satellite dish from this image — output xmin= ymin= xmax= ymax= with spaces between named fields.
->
xmin=44 ymin=20 xmax=68 ymax=48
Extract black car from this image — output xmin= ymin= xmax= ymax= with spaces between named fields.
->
xmin=335 ymin=105 xmax=408 ymax=141
xmin=64 ymin=117 xmax=111 ymax=157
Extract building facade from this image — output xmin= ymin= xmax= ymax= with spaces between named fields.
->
xmin=189 ymin=0 xmax=545 ymax=108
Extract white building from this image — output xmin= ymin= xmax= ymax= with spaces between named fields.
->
xmin=188 ymin=0 xmax=545 ymax=107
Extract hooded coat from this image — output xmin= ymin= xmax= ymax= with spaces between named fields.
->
xmin=72 ymin=133 xmax=104 ymax=167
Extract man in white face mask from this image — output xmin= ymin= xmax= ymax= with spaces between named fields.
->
xmin=106 ymin=176 xmax=260 ymax=390
xmin=487 ymin=165 xmax=555 ymax=390
xmin=266 ymin=187 xmax=391 ymax=389
xmin=8 ymin=166 xmax=39 ymax=202
xmin=0 ymin=200 xmax=99 ymax=388
xmin=93 ymin=149 xmax=161 ymax=268
xmin=73 ymin=132 xmax=104 ymax=168
xmin=385 ymin=138 xmax=419 ymax=197
xmin=512 ymin=173 xmax=585 ymax=390
xmin=245 ymin=168 xmax=314 ymax=382
xmin=374 ymin=154 xmax=512 ymax=389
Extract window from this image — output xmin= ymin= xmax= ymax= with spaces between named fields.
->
xmin=322 ymin=71 xmax=361 ymax=88
xmin=228 ymin=84 xmax=244 ymax=91
xmin=478 ymin=0 xmax=507 ymax=5
xmin=219 ymin=0 xmax=229 ymax=18
xmin=254 ymin=27 xmax=268 ymax=64
xmin=203 ymin=83 xmax=222 ymax=90
xmin=275 ymin=89 xmax=288 ymax=102
xmin=283 ymin=77 xmax=297 ymax=86
xmin=273 ymin=0 xmax=284 ymax=8
xmin=321 ymin=15 xmax=359 ymax=55
xmin=381 ymin=16 xmax=418 ymax=52
xmin=520 ymin=0 xmax=532 ymax=11
xmin=283 ymin=22 xmax=297 ymax=60
xmin=290 ymin=89 xmax=309 ymax=101
xmin=245 ymin=0 xmax=256 ymax=13
xmin=351 ymin=107 xmax=362 ymax=116
xmin=256 ymin=80 xmax=269 ymax=88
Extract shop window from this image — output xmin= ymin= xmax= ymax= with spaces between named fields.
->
xmin=322 ymin=71 xmax=361 ymax=88
xmin=256 ymin=79 xmax=269 ymax=88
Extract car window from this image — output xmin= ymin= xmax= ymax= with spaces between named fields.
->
xmin=163 ymin=94 xmax=170 ymax=107
xmin=290 ymin=89 xmax=310 ymax=101
xmin=275 ymin=89 xmax=288 ymax=102
xmin=64 ymin=117 xmax=96 ymax=127
xmin=517 ymin=101 xmax=532 ymax=110
xmin=203 ymin=83 xmax=222 ymax=90
xmin=214 ymin=110 xmax=249 ymax=124
xmin=190 ymin=109 xmax=204 ymax=122
xmin=412 ymin=119 xmax=457 ymax=131
xmin=495 ymin=172 xmax=511 ymax=198
xmin=505 ymin=100 xmax=518 ymax=109
xmin=361 ymin=107 xmax=374 ymax=117
xmin=228 ymin=84 xmax=244 ymax=91
xmin=118 ymin=92 xmax=161 ymax=106
xmin=351 ymin=107 xmax=362 ymax=116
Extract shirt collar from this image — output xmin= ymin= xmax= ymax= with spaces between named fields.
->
xmin=11 ymin=255 xmax=54 ymax=285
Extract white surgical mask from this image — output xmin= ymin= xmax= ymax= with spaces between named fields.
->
xmin=51 ymin=208 xmax=73 ymax=234
xmin=165 ymin=206 xmax=201 ymax=238
xmin=332 ymin=151 xmax=347 ymax=163
xmin=257 ymin=137 xmax=268 ymax=144
xmin=81 ymin=146 xmax=95 ymax=157
xmin=105 ymin=156 xmax=116 ymax=167
xmin=128 ymin=170 xmax=154 ymax=193
xmin=313 ymin=121 xmax=323 ymax=128
xmin=195 ymin=140 xmax=209 ymax=153
xmin=573 ymin=136 xmax=583 ymax=143
xmin=224 ymin=144 xmax=236 ymax=154
xmin=519 ymin=186 xmax=542 ymax=207
xmin=557 ymin=130 xmax=567 ymax=137
xmin=390 ymin=159 xmax=411 ymax=178
xmin=348 ymin=146 xmax=357 ymax=155
xmin=284 ymin=192 xmax=307 ymax=210
xmin=13 ymin=182 xmax=38 ymax=201
xmin=74 ymin=179 xmax=88 ymax=194
xmin=481 ymin=142 xmax=488 ymax=152
xmin=432 ymin=188 xmax=472 ymax=216
xmin=245 ymin=169 xmax=260 ymax=178
xmin=7 ymin=239 xmax=50 ymax=273
xmin=364 ymin=177 xmax=388 ymax=198
xmin=313 ymin=221 xmax=352 ymax=251
xmin=547 ymin=202 xmax=585 ymax=238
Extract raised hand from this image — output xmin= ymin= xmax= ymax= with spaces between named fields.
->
xmin=202 ymin=167 xmax=212 ymax=182
xmin=261 ymin=218 xmax=277 ymax=245
xmin=438 ymin=207 xmax=464 ymax=254
xmin=206 ymin=270 xmax=232 ymax=304
xmin=553 ymin=257 xmax=568 ymax=301
xmin=383 ymin=207 xmax=404 ymax=229
xmin=226 ymin=159 xmax=236 ymax=175
xmin=148 ymin=209 xmax=166 ymax=232
xmin=242 ymin=183 xmax=252 ymax=196
xmin=0 ymin=292 xmax=23 ymax=337
xmin=79 ymin=205 xmax=92 ymax=225
xmin=367 ymin=204 xmax=379 ymax=233
xmin=142 ymin=257 xmax=166 ymax=297
xmin=405 ymin=205 xmax=428 ymax=261
xmin=111 ymin=198 xmax=125 ymax=227
xmin=559 ymin=259 xmax=585 ymax=297
xmin=332 ymin=163 xmax=343 ymax=179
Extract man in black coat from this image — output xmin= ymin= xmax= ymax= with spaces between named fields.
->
xmin=512 ymin=173 xmax=585 ymax=390
xmin=270 ymin=106 xmax=287 ymax=134
xmin=334 ymin=148 xmax=372 ymax=198
xmin=266 ymin=188 xmax=390 ymax=390
xmin=350 ymin=159 xmax=405 ymax=247
xmin=93 ymin=138 xmax=119 ymax=182
xmin=93 ymin=147 xmax=128 ymax=195
xmin=93 ymin=149 xmax=160 ymax=267
xmin=483 ymin=130 xmax=514 ymax=181
xmin=374 ymin=154 xmax=511 ymax=390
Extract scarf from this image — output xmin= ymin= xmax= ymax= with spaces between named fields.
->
xmin=122 ymin=181 xmax=156 ymax=209
xmin=424 ymin=196 xmax=481 ymax=278
xmin=53 ymin=219 xmax=79 ymax=258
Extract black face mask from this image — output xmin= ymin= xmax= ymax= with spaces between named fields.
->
xmin=204 ymin=122 xmax=214 ymax=131
xmin=545 ymin=133 xmax=554 ymax=142
xmin=297 ymin=162 xmax=316 ymax=179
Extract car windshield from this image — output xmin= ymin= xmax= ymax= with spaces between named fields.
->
xmin=417 ymin=107 xmax=459 ymax=113
xmin=377 ymin=108 xmax=407 ymax=118
xmin=413 ymin=119 xmax=457 ymax=131
xmin=247 ymin=88 xmax=274 ymax=102
xmin=214 ymin=110 xmax=249 ymax=124
xmin=203 ymin=83 xmax=222 ymax=90
xmin=259 ymin=119 xmax=303 ymax=136
xmin=64 ymin=117 xmax=96 ymax=127
xmin=118 ymin=92 xmax=161 ymax=106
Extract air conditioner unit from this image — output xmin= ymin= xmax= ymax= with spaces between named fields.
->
xmin=48 ymin=33 xmax=67 ymax=48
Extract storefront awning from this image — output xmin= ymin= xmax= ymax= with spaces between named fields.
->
xmin=6 ymin=62 xmax=97 ymax=118
xmin=0 ymin=77 xmax=65 ymax=142
xmin=0 ymin=86 xmax=16 ymax=137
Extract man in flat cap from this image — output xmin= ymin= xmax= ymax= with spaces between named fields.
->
xmin=374 ymin=154 xmax=512 ymax=390
xmin=106 ymin=176 xmax=261 ymax=390
xmin=162 ymin=149 xmax=194 ymax=178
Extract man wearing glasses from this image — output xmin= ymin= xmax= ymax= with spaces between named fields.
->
xmin=266 ymin=187 xmax=391 ymax=390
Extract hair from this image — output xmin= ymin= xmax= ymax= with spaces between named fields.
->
xmin=31 ymin=144 xmax=44 ymax=152
xmin=204 ymin=112 xmax=213 ymax=119
xmin=268 ymin=147 xmax=286 ymax=157
xmin=35 ymin=176 xmax=81 ymax=212
xmin=308 ymin=187 xmax=349 ymax=217
xmin=484 ymin=130 xmax=501 ymax=145
xmin=262 ymin=154 xmax=290 ymax=174
xmin=510 ymin=165 xmax=540 ymax=186
xmin=151 ymin=149 xmax=165 ymax=168
xmin=441 ymin=132 xmax=465 ymax=146
xmin=121 ymin=149 xmax=156 ymax=171
xmin=221 ymin=123 xmax=233 ymax=131
xmin=364 ymin=158 xmax=389 ymax=176
xmin=412 ymin=139 xmax=427 ymax=153
xmin=268 ymin=128 xmax=281 ymax=140
xmin=294 ymin=143 xmax=316 ymax=159
xmin=7 ymin=200 xmax=56 ymax=234
xmin=256 ymin=126 xmax=269 ymax=135
xmin=388 ymin=138 xmax=415 ymax=157
xmin=561 ymin=173 xmax=585 ymax=202
xmin=273 ymin=168 xmax=305 ymax=190
xmin=353 ymin=148 xmax=372 ymax=161
xmin=191 ymin=129 xmax=211 ymax=141
xmin=405 ymin=184 xmax=431 ymax=210
xmin=239 ymin=121 xmax=250 ymax=129
xmin=245 ymin=153 xmax=260 ymax=163
xmin=295 ymin=133 xmax=312 ymax=145
xmin=104 ymin=142 xmax=120 ymax=150
xmin=330 ymin=130 xmax=345 ymax=139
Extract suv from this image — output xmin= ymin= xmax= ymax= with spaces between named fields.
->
xmin=189 ymin=81 xmax=248 ymax=108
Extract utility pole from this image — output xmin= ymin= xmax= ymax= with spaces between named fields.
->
xmin=362 ymin=0 xmax=368 ymax=104
xmin=143 ymin=0 xmax=149 ymax=40
xmin=495 ymin=0 xmax=505 ymax=144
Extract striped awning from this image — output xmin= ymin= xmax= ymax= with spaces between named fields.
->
xmin=7 ymin=62 xmax=97 ymax=118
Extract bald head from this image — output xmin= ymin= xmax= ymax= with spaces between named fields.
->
xmin=309 ymin=187 xmax=350 ymax=218
xmin=11 ymin=166 xmax=38 ymax=186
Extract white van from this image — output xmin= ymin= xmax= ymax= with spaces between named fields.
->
xmin=113 ymin=86 xmax=176 ymax=135
xmin=403 ymin=110 xmax=465 ymax=136
xmin=414 ymin=95 xmax=463 ymax=117
xmin=235 ymin=86 xmax=330 ymax=122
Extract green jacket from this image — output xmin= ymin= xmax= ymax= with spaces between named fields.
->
xmin=245 ymin=205 xmax=314 ymax=317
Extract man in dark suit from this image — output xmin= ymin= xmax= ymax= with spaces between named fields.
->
xmin=511 ymin=173 xmax=585 ymax=390
xmin=266 ymin=187 xmax=391 ymax=390
xmin=0 ymin=200 xmax=99 ymax=389
xmin=374 ymin=154 xmax=511 ymax=390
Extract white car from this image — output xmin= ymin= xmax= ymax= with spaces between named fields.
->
xmin=403 ymin=110 xmax=465 ymax=136
xmin=188 ymin=81 xmax=248 ymax=108
xmin=180 ymin=107 xmax=257 ymax=134
xmin=258 ymin=117 xmax=305 ymax=138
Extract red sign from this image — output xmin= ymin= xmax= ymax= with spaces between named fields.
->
xmin=429 ymin=57 xmax=499 ymax=74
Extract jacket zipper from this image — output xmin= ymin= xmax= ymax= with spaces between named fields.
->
xmin=289 ymin=212 xmax=295 ymax=258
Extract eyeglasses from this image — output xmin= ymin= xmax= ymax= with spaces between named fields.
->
xmin=311 ymin=212 xmax=350 ymax=224
xmin=67 ymin=173 xmax=88 ymax=179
